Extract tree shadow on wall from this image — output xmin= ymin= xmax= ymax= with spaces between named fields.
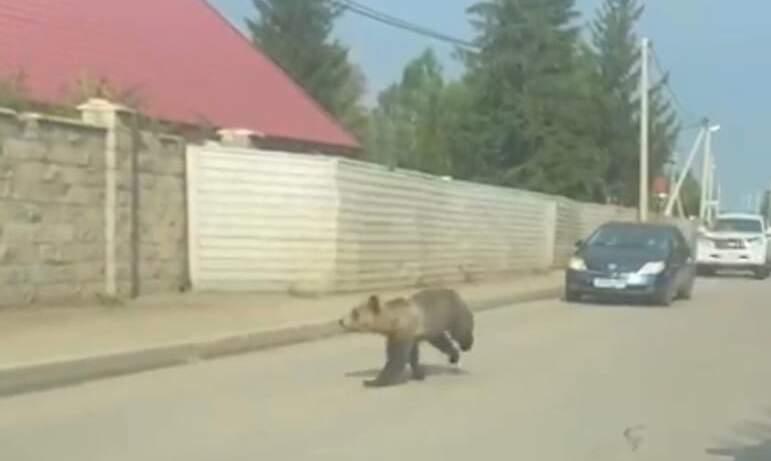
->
xmin=706 ymin=410 xmax=771 ymax=460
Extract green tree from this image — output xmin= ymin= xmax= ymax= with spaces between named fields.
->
xmin=647 ymin=77 xmax=681 ymax=190
xmin=589 ymin=0 xmax=643 ymax=204
xmin=663 ymin=170 xmax=701 ymax=218
xmin=439 ymin=81 xmax=477 ymax=179
xmin=589 ymin=0 xmax=681 ymax=206
xmin=247 ymin=0 xmax=367 ymax=138
xmin=366 ymin=49 xmax=455 ymax=175
xmin=680 ymin=172 xmax=702 ymax=218
xmin=458 ymin=0 xmax=605 ymax=200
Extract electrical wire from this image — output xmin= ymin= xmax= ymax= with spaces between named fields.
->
xmin=649 ymin=43 xmax=701 ymax=125
xmin=328 ymin=1 xmax=704 ymax=135
xmin=328 ymin=0 xmax=480 ymax=50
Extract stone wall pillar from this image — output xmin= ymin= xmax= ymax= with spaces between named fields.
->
xmin=218 ymin=128 xmax=255 ymax=148
xmin=78 ymin=99 xmax=137 ymax=298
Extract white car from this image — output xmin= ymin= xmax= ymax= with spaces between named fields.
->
xmin=696 ymin=213 xmax=771 ymax=279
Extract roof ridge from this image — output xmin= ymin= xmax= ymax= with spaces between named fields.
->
xmin=0 ymin=0 xmax=359 ymax=150
xmin=196 ymin=0 xmax=358 ymax=147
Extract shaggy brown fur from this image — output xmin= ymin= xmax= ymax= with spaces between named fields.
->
xmin=339 ymin=288 xmax=474 ymax=387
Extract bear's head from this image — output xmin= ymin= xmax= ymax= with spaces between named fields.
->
xmin=338 ymin=295 xmax=411 ymax=335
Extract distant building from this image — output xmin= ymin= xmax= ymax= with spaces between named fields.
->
xmin=0 ymin=0 xmax=359 ymax=155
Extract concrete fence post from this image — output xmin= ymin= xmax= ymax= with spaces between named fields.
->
xmin=543 ymin=200 xmax=558 ymax=269
xmin=78 ymin=98 xmax=137 ymax=298
xmin=218 ymin=129 xmax=256 ymax=148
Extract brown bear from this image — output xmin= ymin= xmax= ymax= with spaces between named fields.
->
xmin=338 ymin=288 xmax=475 ymax=387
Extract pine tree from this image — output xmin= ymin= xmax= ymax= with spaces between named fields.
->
xmin=680 ymin=172 xmax=702 ymax=218
xmin=247 ymin=0 xmax=367 ymax=138
xmin=589 ymin=0 xmax=681 ymax=206
xmin=459 ymin=0 xmax=605 ymax=199
xmin=648 ymin=76 xmax=681 ymax=190
xmin=590 ymin=0 xmax=644 ymax=204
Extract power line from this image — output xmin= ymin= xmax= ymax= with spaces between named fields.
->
xmin=681 ymin=120 xmax=704 ymax=131
xmin=331 ymin=1 xmax=703 ymax=132
xmin=649 ymin=43 xmax=700 ymax=125
xmin=328 ymin=0 xmax=479 ymax=50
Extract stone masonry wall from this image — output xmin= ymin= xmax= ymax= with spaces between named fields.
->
xmin=0 ymin=110 xmax=107 ymax=305
xmin=135 ymin=131 xmax=187 ymax=295
xmin=0 ymin=104 xmax=188 ymax=307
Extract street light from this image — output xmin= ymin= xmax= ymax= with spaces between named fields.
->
xmin=664 ymin=130 xmax=705 ymax=217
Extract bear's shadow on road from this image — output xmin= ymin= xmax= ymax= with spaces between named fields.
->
xmin=345 ymin=364 xmax=469 ymax=379
xmin=706 ymin=409 xmax=771 ymax=461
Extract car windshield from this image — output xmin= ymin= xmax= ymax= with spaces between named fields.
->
xmin=587 ymin=226 xmax=671 ymax=254
xmin=713 ymin=219 xmax=763 ymax=233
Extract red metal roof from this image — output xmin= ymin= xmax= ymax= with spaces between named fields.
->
xmin=0 ymin=0 xmax=359 ymax=150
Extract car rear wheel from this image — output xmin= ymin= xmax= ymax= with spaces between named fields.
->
xmin=753 ymin=268 xmax=770 ymax=280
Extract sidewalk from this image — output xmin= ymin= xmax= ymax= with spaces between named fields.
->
xmin=0 ymin=271 xmax=563 ymax=396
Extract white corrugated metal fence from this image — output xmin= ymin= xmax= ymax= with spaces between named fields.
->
xmin=187 ymin=143 xmax=691 ymax=293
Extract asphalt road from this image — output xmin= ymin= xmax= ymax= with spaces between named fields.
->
xmin=2 ymin=276 xmax=771 ymax=461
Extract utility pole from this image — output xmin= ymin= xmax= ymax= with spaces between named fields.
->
xmin=699 ymin=119 xmax=710 ymax=222
xmin=700 ymin=120 xmax=719 ymax=223
xmin=639 ymin=37 xmax=650 ymax=222
xmin=708 ymin=164 xmax=717 ymax=222
xmin=664 ymin=127 xmax=705 ymax=216
xmin=668 ymin=156 xmax=679 ymax=216
xmin=676 ymin=194 xmax=687 ymax=218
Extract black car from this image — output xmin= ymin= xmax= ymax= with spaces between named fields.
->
xmin=565 ymin=221 xmax=696 ymax=306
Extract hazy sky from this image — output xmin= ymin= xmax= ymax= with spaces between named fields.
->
xmin=210 ymin=0 xmax=771 ymax=209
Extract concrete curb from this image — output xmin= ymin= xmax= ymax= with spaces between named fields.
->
xmin=0 ymin=285 xmax=561 ymax=397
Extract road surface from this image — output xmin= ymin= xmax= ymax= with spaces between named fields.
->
xmin=1 ymin=276 xmax=770 ymax=461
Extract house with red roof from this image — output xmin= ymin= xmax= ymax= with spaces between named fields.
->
xmin=0 ymin=0 xmax=359 ymax=154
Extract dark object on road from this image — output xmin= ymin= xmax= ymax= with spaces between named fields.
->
xmin=565 ymin=222 xmax=696 ymax=306
xmin=338 ymin=288 xmax=474 ymax=388
xmin=623 ymin=424 xmax=647 ymax=452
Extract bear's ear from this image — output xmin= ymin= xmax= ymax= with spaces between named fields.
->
xmin=368 ymin=295 xmax=381 ymax=314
